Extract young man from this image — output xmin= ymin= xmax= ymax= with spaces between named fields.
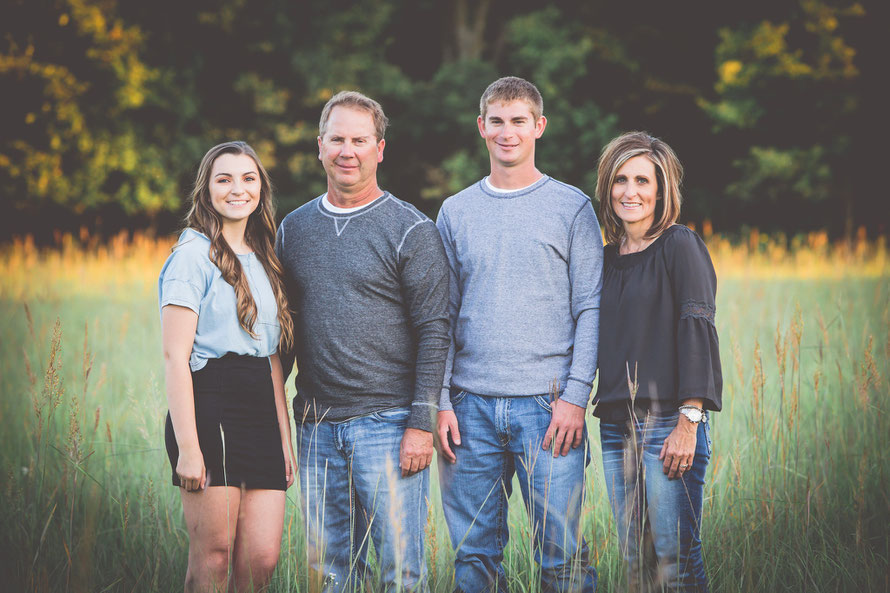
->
xmin=276 ymin=91 xmax=450 ymax=592
xmin=436 ymin=77 xmax=603 ymax=593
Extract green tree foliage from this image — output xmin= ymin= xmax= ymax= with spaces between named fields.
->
xmin=0 ymin=0 xmax=877 ymax=236
xmin=702 ymin=0 xmax=865 ymax=231
xmin=504 ymin=7 xmax=618 ymax=192
xmin=0 ymin=0 xmax=178 ymax=215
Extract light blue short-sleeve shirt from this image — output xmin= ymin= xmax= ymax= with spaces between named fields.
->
xmin=158 ymin=228 xmax=281 ymax=371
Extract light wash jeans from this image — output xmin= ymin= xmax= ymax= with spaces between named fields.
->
xmin=439 ymin=390 xmax=597 ymax=593
xmin=298 ymin=407 xmax=429 ymax=592
xmin=600 ymin=411 xmax=712 ymax=593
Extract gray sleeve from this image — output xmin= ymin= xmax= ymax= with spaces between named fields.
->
xmin=435 ymin=206 xmax=461 ymax=412
xmin=398 ymin=219 xmax=451 ymax=432
xmin=561 ymin=201 xmax=604 ymax=409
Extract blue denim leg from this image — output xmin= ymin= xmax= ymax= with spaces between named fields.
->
xmin=439 ymin=392 xmax=512 ymax=593
xmin=299 ymin=408 xmax=429 ymax=593
xmin=439 ymin=392 xmax=597 ymax=593
xmin=512 ymin=395 xmax=597 ymax=593
xmin=341 ymin=408 xmax=430 ymax=592
xmin=298 ymin=419 xmax=370 ymax=592
xmin=600 ymin=413 xmax=712 ymax=593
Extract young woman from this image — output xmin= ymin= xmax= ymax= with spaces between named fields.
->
xmin=594 ymin=132 xmax=722 ymax=593
xmin=160 ymin=141 xmax=295 ymax=592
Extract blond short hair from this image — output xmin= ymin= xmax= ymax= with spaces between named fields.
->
xmin=479 ymin=76 xmax=543 ymax=121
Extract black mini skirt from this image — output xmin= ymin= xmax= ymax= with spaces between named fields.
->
xmin=165 ymin=353 xmax=286 ymax=491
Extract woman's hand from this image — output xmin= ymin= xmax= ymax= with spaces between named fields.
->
xmin=176 ymin=445 xmax=206 ymax=491
xmin=269 ymin=353 xmax=296 ymax=489
xmin=283 ymin=440 xmax=297 ymax=488
xmin=659 ymin=416 xmax=697 ymax=479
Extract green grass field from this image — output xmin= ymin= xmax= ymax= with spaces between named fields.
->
xmin=1 ymin=234 xmax=888 ymax=592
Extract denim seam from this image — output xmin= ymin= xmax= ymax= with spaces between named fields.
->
xmin=496 ymin=451 xmax=507 ymax=554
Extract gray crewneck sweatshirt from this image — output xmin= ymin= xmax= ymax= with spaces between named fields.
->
xmin=436 ymin=175 xmax=604 ymax=410
xmin=276 ymin=193 xmax=450 ymax=432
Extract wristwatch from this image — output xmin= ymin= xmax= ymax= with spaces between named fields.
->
xmin=679 ymin=405 xmax=706 ymax=424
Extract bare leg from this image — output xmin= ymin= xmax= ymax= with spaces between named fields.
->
xmin=181 ymin=486 xmax=242 ymax=593
xmin=230 ymin=489 xmax=286 ymax=592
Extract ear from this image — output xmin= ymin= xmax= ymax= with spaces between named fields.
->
xmin=317 ymin=136 xmax=323 ymax=161
xmin=377 ymin=138 xmax=385 ymax=163
xmin=534 ymin=115 xmax=548 ymax=138
xmin=477 ymin=115 xmax=486 ymax=139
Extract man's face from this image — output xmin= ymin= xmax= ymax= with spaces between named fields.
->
xmin=477 ymin=100 xmax=546 ymax=169
xmin=318 ymin=106 xmax=384 ymax=195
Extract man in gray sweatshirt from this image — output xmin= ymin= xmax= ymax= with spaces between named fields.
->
xmin=436 ymin=77 xmax=602 ymax=592
xmin=276 ymin=91 xmax=449 ymax=592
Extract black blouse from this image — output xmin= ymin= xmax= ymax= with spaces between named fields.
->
xmin=593 ymin=224 xmax=722 ymax=422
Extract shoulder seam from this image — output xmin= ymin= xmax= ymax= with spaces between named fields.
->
xmin=389 ymin=195 xmax=427 ymax=222
xmin=549 ymin=178 xmax=592 ymax=204
xmin=566 ymin=200 xmax=594 ymax=264
xmin=397 ymin=219 xmax=432 ymax=256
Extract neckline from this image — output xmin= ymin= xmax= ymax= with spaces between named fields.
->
xmin=322 ymin=191 xmax=385 ymax=213
xmin=180 ymin=228 xmax=253 ymax=256
xmin=316 ymin=192 xmax=390 ymax=218
xmin=608 ymin=224 xmax=680 ymax=266
xmin=478 ymin=175 xmax=550 ymax=199
xmin=484 ymin=175 xmax=542 ymax=194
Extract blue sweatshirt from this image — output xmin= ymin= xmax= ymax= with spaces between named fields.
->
xmin=436 ymin=175 xmax=604 ymax=410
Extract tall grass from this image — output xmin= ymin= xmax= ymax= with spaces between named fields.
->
xmin=1 ymin=228 xmax=888 ymax=592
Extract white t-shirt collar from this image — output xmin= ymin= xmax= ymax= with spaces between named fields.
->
xmin=321 ymin=192 xmax=384 ymax=213
xmin=484 ymin=176 xmax=541 ymax=194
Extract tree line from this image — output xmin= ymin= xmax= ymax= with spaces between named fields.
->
xmin=1 ymin=0 xmax=881 ymax=241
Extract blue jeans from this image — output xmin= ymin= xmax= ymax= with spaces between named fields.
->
xmin=599 ymin=412 xmax=712 ymax=593
xmin=439 ymin=391 xmax=597 ymax=593
xmin=298 ymin=407 xmax=429 ymax=592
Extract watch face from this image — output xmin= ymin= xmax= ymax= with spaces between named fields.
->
xmin=683 ymin=408 xmax=702 ymax=422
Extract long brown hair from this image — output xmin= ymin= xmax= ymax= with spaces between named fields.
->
xmin=184 ymin=141 xmax=294 ymax=350
xmin=595 ymin=131 xmax=683 ymax=246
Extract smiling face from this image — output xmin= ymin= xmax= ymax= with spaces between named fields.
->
xmin=318 ymin=105 xmax=385 ymax=200
xmin=610 ymin=154 xmax=661 ymax=231
xmin=477 ymin=99 xmax=546 ymax=172
xmin=208 ymin=152 xmax=262 ymax=226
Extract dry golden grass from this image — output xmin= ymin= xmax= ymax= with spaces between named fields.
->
xmin=2 ymin=223 xmax=886 ymax=303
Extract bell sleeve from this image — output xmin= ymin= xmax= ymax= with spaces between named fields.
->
xmin=666 ymin=228 xmax=723 ymax=411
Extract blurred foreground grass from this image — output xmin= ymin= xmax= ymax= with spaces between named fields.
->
xmin=1 ymin=228 xmax=888 ymax=592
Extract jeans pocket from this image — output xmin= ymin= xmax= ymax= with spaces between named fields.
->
xmin=704 ymin=418 xmax=713 ymax=457
xmin=450 ymin=389 xmax=469 ymax=407
xmin=533 ymin=394 xmax=553 ymax=412
xmin=372 ymin=407 xmax=411 ymax=423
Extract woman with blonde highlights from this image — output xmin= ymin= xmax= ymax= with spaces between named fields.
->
xmin=594 ymin=132 xmax=721 ymax=592
xmin=159 ymin=141 xmax=295 ymax=592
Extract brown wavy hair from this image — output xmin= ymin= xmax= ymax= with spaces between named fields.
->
xmin=183 ymin=141 xmax=294 ymax=350
xmin=595 ymin=131 xmax=683 ymax=246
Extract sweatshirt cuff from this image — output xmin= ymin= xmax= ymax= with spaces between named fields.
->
xmin=438 ymin=387 xmax=453 ymax=412
xmin=408 ymin=402 xmax=437 ymax=432
xmin=560 ymin=379 xmax=592 ymax=409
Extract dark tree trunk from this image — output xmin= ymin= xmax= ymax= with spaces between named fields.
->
xmin=444 ymin=0 xmax=492 ymax=62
